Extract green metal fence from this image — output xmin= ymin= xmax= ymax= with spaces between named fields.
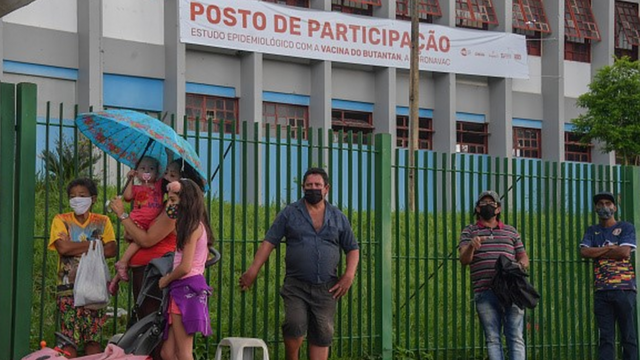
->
xmin=3 ymin=83 xmax=640 ymax=360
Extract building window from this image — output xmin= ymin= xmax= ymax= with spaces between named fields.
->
xmin=456 ymin=122 xmax=488 ymax=154
xmin=103 ymin=106 xmax=161 ymax=120
xmin=396 ymin=0 xmax=441 ymax=23
xmin=512 ymin=127 xmax=541 ymax=158
xmin=564 ymin=0 xmax=600 ymax=62
xmin=332 ymin=0 xmax=380 ymax=16
xmin=565 ymin=37 xmax=591 ymax=62
xmin=185 ymin=94 xmax=238 ymax=133
xmin=565 ymin=132 xmax=592 ymax=162
xmin=331 ymin=109 xmax=374 ymax=144
xmin=455 ymin=0 xmax=498 ymax=30
xmin=615 ymin=1 xmax=640 ymax=61
xmin=262 ymin=0 xmax=309 ymax=6
xmin=514 ymin=29 xmax=543 ymax=56
xmin=512 ymin=0 xmax=550 ymax=56
xmin=396 ymin=116 xmax=433 ymax=150
xmin=262 ymin=102 xmax=309 ymax=139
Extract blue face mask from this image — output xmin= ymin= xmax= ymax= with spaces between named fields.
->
xmin=596 ymin=206 xmax=615 ymax=220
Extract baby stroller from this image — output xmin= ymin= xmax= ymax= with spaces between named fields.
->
xmin=23 ymin=247 xmax=221 ymax=360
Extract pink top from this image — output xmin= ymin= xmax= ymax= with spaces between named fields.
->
xmin=130 ymin=180 xmax=164 ymax=230
xmin=173 ymin=223 xmax=208 ymax=279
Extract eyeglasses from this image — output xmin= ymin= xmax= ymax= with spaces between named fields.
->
xmin=478 ymin=201 xmax=498 ymax=207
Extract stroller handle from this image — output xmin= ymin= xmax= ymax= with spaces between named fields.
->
xmin=205 ymin=247 xmax=221 ymax=268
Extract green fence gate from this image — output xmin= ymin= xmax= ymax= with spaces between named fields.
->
xmin=4 ymin=82 xmax=640 ymax=360
xmin=0 ymin=83 xmax=37 ymax=360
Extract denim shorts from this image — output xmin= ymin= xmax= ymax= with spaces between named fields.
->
xmin=280 ymin=277 xmax=338 ymax=347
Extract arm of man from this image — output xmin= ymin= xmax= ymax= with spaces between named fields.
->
xmin=104 ymin=241 xmax=117 ymax=258
xmin=516 ymin=250 xmax=530 ymax=271
xmin=329 ymin=249 xmax=359 ymax=299
xmin=580 ymin=246 xmax=612 ymax=259
xmin=459 ymin=236 xmax=483 ymax=265
xmin=606 ymin=245 xmax=632 ymax=260
xmin=239 ymin=240 xmax=276 ymax=291
xmin=53 ymin=237 xmax=93 ymax=257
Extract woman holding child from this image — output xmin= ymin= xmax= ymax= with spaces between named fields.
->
xmin=108 ymin=159 xmax=206 ymax=317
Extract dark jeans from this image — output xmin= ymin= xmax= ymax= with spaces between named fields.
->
xmin=594 ymin=290 xmax=638 ymax=360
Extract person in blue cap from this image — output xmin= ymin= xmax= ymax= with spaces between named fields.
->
xmin=580 ymin=191 xmax=637 ymax=360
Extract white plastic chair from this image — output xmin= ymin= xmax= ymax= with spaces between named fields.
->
xmin=214 ymin=337 xmax=270 ymax=360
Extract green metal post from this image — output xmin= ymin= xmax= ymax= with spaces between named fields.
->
xmin=12 ymin=83 xmax=37 ymax=358
xmin=0 ymin=82 xmax=16 ymax=359
xmin=623 ymin=166 xmax=640 ymax=350
xmin=374 ymin=133 xmax=392 ymax=360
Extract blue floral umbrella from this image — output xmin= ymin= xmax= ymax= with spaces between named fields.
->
xmin=75 ymin=109 xmax=208 ymax=190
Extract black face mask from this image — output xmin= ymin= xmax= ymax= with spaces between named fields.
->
xmin=478 ymin=205 xmax=496 ymax=220
xmin=304 ymin=189 xmax=324 ymax=205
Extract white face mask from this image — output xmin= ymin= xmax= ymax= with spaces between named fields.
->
xmin=69 ymin=197 xmax=93 ymax=215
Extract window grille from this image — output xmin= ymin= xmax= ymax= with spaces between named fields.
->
xmin=185 ymin=94 xmax=238 ymax=134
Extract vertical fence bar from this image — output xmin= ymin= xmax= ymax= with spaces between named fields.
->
xmin=469 ymin=154 xmax=477 ymax=355
xmin=560 ymin=162 xmax=569 ymax=359
xmin=623 ymin=166 xmax=640 ymax=351
xmin=251 ymin=121 xmax=259 ymax=336
xmin=459 ymin=154 xmax=467 ymax=357
xmin=534 ymin=159 xmax=543 ymax=358
xmin=12 ymin=83 xmax=37 ymax=359
xmin=0 ymin=82 xmax=16 ymax=359
xmin=356 ymin=132 xmax=363 ymax=357
xmin=542 ymin=160 xmax=551 ymax=359
xmin=374 ymin=133 xmax=392 ymax=360
xmin=263 ymin=124 xmax=271 ymax=342
xmin=422 ymin=151 xmax=430 ymax=356
xmin=366 ymin=132 xmax=374 ymax=356
xmin=403 ymin=147 xmax=410 ymax=351
xmin=394 ymin=147 xmax=401 ymax=344
xmin=431 ymin=153 xmax=439 ymax=356
xmin=240 ymin=121 xmax=248 ymax=337
xmin=526 ymin=159 xmax=534 ymax=356
xmin=39 ymin=102 xmax=52 ymax=341
xmin=274 ymin=124 xmax=282 ymax=360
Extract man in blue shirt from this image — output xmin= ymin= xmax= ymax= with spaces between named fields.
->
xmin=580 ymin=191 xmax=637 ymax=360
xmin=240 ymin=168 xmax=360 ymax=360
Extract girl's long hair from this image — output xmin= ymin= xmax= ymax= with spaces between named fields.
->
xmin=174 ymin=178 xmax=214 ymax=251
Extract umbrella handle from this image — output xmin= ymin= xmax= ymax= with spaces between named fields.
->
xmin=209 ymin=142 xmax=233 ymax=184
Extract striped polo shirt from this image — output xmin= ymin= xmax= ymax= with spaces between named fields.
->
xmin=459 ymin=220 xmax=526 ymax=293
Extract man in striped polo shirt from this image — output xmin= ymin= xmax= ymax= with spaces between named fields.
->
xmin=580 ymin=191 xmax=637 ymax=360
xmin=459 ymin=190 xmax=530 ymax=360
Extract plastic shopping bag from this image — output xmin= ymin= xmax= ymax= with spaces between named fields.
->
xmin=74 ymin=240 xmax=110 ymax=309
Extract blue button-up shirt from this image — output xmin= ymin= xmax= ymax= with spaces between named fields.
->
xmin=265 ymin=199 xmax=359 ymax=284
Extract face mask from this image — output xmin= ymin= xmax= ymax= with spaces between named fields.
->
xmin=166 ymin=204 xmax=179 ymax=220
xmin=141 ymin=172 xmax=152 ymax=182
xmin=304 ymin=189 xmax=324 ymax=205
xmin=596 ymin=206 xmax=615 ymax=220
xmin=70 ymin=197 xmax=93 ymax=215
xmin=478 ymin=205 xmax=496 ymax=221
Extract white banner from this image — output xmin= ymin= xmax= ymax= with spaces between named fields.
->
xmin=180 ymin=0 xmax=529 ymax=79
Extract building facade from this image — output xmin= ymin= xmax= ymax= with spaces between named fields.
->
xmin=2 ymin=0 xmax=639 ymax=164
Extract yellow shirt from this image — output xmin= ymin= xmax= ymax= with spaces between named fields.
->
xmin=48 ymin=212 xmax=116 ymax=295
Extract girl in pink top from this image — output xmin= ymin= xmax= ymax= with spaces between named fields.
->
xmin=159 ymin=179 xmax=214 ymax=360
